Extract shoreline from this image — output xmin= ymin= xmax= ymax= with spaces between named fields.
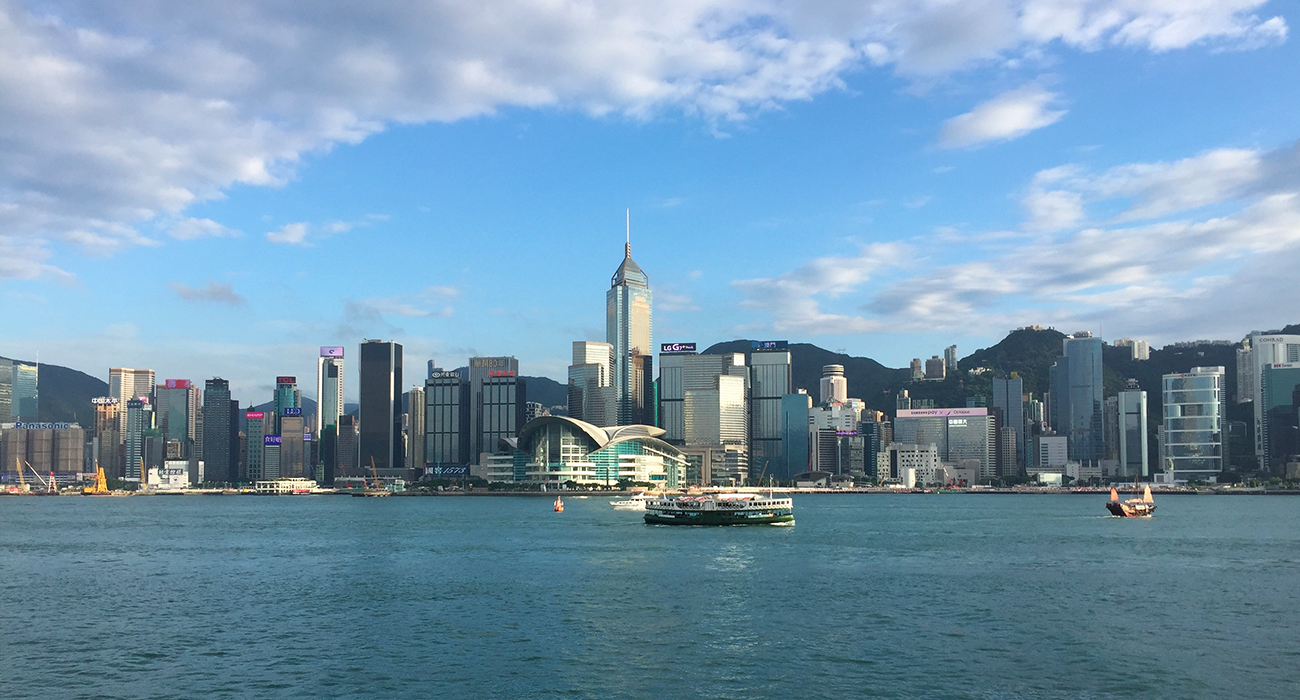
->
xmin=6 ymin=487 xmax=1300 ymax=497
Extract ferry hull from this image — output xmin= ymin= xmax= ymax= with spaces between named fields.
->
xmin=644 ymin=510 xmax=794 ymax=526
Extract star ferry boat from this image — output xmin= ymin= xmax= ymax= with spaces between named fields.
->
xmin=644 ymin=493 xmax=794 ymax=526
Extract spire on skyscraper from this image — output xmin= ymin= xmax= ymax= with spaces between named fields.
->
xmin=625 ymin=208 xmax=631 ymax=258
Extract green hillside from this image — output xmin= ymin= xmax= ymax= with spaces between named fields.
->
xmin=0 ymin=356 xmax=108 ymax=425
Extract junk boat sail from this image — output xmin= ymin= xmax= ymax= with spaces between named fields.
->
xmin=1107 ymin=485 xmax=1156 ymax=517
xmin=644 ymin=493 xmax=793 ymax=526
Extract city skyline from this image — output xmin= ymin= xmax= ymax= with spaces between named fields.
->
xmin=2 ymin=2 xmax=1299 ymax=401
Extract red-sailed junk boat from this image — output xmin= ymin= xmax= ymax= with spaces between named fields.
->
xmin=1107 ymin=485 xmax=1156 ymax=517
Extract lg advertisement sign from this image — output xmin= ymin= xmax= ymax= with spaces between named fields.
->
xmin=660 ymin=343 xmax=696 ymax=354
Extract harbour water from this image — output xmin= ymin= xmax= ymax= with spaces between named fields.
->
xmin=2 ymin=494 xmax=1298 ymax=699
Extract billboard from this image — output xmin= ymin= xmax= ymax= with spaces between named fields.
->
xmin=487 ymin=370 xmax=515 ymax=378
xmin=470 ymin=357 xmax=511 ymax=369
xmin=752 ymin=340 xmax=788 ymax=351
xmin=276 ymin=376 xmax=296 ymax=385
xmin=282 ymin=407 xmax=303 ymax=417
xmin=264 ymin=435 xmax=282 ymax=446
xmin=91 ymin=397 xmax=119 ymax=405
xmin=896 ymin=408 xmax=988 ymax=418
xmin=660 ymin=343 xmax=697 ymax=354
xmin=320 ymin=346 xmax=345 ymax=358
xmin=245 ymin=411 xmax=265 ymax=419
xmin=426 ymin=465 xmax=470 ymax=477
xmin=163 ymin=379 xmax=192 ymax=389
xmin=429 ymin=371 xmax=461 ymax=379
xmin=303 ymin=432 xmax=312 ymax=442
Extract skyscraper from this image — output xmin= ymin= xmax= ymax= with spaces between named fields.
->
xmin=1248 ymin=333 xmax=1300 ymax=459
xmin=567 ymin=341 xmax=615 ymax=426
xmin=0 ymin=359 xmax=11 ymax=422
xmin=124 ymin=398 xmax=152 ymax=481
xmin=317 ymin=347 xmax=345 ymax=439
xmin=819 ymin=364 xmax=847 ymax=405
xmin=202 ymin=378 xmax=235 ymax=484
xmin=109 ymin=367 xmax=156 ymax=440
xmin=1260 ymin=363 xmax=1300 ymax=473
xmin=359 ymin=340 xmax=403 ymax=476
xmin=11 ymin=361 xmax=38 ymax=420
xmin=407 ymin=385 xmax=425 ymax=471
xmin=92 ymin=397 xmax=122 ymax=477
xmin=1117 ymin=381 xmax=1148 ymax=478
xmin=273 ymin=376 xmax=301 ymax=434
xmin=992 ymin=374 xmax=1025 ymax=474
xmin=425 ymin=368 xmax=471 ymax=467
xmin=750 ymin=347 xmax=792 ymax=477
xmin=245 ymin=410 xmax=267 ymax=480
xmin=1049 ymin=333 xmax=1104 ymax=463
xmin=468 ymin=356 xmax=521 ymax=456
xmin=606 ymin=219 xmax=653 ymax=425
xmin=155 ymin=379 xmax=198 ymax=457
xmin=944 ymin=345 xmax=958 ymax=372
xmin=278 ymin=411 xmax=306 ymax=478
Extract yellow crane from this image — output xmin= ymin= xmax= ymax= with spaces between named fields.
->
xmin=16 ymin=456 xmax=28 ymax=492
xmin=83 ymin=459 xmax=109 ymax=494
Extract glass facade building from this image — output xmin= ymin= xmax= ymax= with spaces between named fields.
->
xmin=359 ymin=340 xmax=403 ymax=476
xmin=11 ymin=361 xmax=37 ymax=420
xmin=1260 ymin=363 xmax=1300 ymax=473
xmin=1162 ymin=366 xmax=1226 ymax=482
xmin=1249 ymin=334 xmax=1300 ymax=457
xmin=749 ymin=350 xmax=792 ymax=477
xmin=425 ymin=370 xmax=471 ymax=467
xmin=1049 ymin=335 xmax=1104 ymax=463
xmin=316 ymin=348 xmax=345 ymax=438
xmin=606 ymin=241 xmax=653 ymax=425
xmin=202 ymin=379 xmax=236 ymax=484
xmin=992 ymin=375 xmax=1024 ymax=473
xmin=1117 ymin=387 xmax=1148 ymax=478
xmin=513 ymin=416 xmax=687 ymax=488
xmin=480 ymin=374 xmax=526 ymax=457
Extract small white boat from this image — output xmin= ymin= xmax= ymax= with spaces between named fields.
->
xmin=611 ymin=492 xmax=652 ymax=510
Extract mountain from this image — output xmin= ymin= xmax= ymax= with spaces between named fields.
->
xmin=0 ymin=356 xmax=108 ymax=425
xmin=702 ymin=341 xmax=909 ymax=413
xmin=522 ymin=375 xmax=568 ymax=409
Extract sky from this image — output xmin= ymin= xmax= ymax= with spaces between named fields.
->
xmin=2 ymin=0 xmax=1299 ymax=405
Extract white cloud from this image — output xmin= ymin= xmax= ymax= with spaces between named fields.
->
xmin=168 ymin=280 xmax=246 ymax=305
xmin=168 ymin=217 xmax=241 ymax=240
xmin=937 ymin=85 xmax=1065 ymax=148
xmin=266 ymin=222 xmax=309 ymax=245
xmin=0 ymin=1 xmax=1285 ymax=271
xmin=0 ymin=235 xmax=74 ymax=281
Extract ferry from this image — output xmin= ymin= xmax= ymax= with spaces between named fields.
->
xmin=644 ymin=493 xmax=794 ymax=526
xmin=1107 ymin=485 xmax=1155 ymax=517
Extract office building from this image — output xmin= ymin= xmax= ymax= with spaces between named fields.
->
xmin=0 ymin=359 xmax=11 ymax=423
xmin=658 ymin=352 xmax=748 ymax=444
xmin=201 ymin=379 xmax=236 ymax=484
xmin=467 ymin=356 xmax=518 ymax=457
xmin=606 ymin=231 xmax=653 ymax=425
xmin=109 ymin=367 xmax=156 ymax=440
xmin=944 ymin=345 xmax=958 ymax=372
xmin=1032 ymin=434 xmax=1068 ymax=473
xmin=155 ymin=379 xmax=198 ymax=458
xmin=819 ymin=364 xmax=847 ymax=405
xmin=894 ymin=407 xmax=997 ymax=481
xmin=480 ymin=371 xmax=526 ymax=458
xmin=750 ymin=346 xmax=792 ymax=477
xmin=1102 ymin=396 xmax=1120 ymax=461
xmin=1236 ymin=338 xmax=1254 ymax=404
xmin=359 ymin=340 xmax=404 ymax=477
xmin=337 ymin=414 xmax=359 ymax=477
xmin=909 ymin=358 xmax=923 ymax=381
xmin=1161 ymin=366 xmax=1226 ymax=482
xmin=272 ymin=375 xmax=301 ymax=433
xmin=1117 ymin=381 xmax=1148 ymax=478
xmin=245 ymin=411 xmax=267 ymax=480
xmin=317 ymin=346 xmax=345 ymax=439
xmin=779 ymin=392 xmax=812 ymax=481
xmin=1248 ymin=334 xmax=1300 ymax=458
xmin=9 ymin=361 xmax=38 ymax=420
xmin=278 ymin=411 xmax=306 ymax=478
xmin=425 ymin=368 xmax=471 ymax=467
xmin=684 ymin=372 xmax=749 ymax=485
xmin=124 ymin=398 xmax=152 ymax=481
xmin=1049 ymin=333 xmax=1104 ymax=463
xmin=262 ymin=436 xmax=281 ymax=480
xmin=92 ymin=397 xmax=122 ymax=477
xmin=568 ymin=341 xmax=615 ymax=426
xmin=876 ymin=443 xmax=941 ymax=486
xmin=407 ymin=386 xmax=425 ymax=471
xmin=1260 ymin=363 xmax=1300 ymax=473
xmin=924 ymin=356 xmax=946 ymax=381
xmin=992 ymin=374 xmax=1025 ymax=474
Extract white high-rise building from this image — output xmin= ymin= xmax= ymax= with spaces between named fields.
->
xmin=109 ymin=367 xmax=156 ymax=441
xmin=1162 ymin=366 xmax=1226 ymax=482
xmin=819 ymin=364 xmax=848 ymax=405
xmin=606 ymin=216 xmax=653 ymax=426
xmin=316 ymin=347 xmax=345 ymax=438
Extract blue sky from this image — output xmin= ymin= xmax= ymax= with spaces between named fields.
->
xmin=2 ymin=1 xmax=1298 ymax=403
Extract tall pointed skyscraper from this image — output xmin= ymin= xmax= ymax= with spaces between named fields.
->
xmin=606 ymin=210 xmax=653 ymax=425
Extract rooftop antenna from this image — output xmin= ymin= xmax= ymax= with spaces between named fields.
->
xmin=625 ymin=208 xmax=631 ymax=258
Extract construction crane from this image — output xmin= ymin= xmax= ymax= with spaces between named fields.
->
xmin=25 ymin=462 xmax=56 ymax=493
xmin=84 ymin=459 xmax=109 ymax=494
